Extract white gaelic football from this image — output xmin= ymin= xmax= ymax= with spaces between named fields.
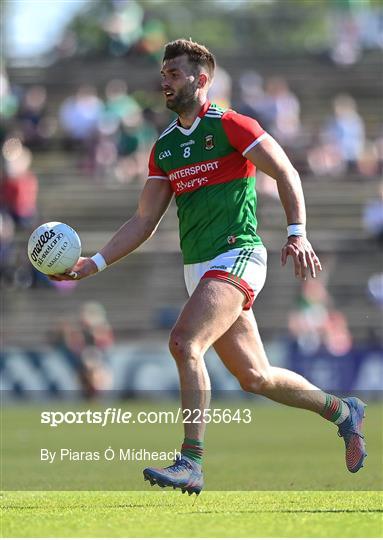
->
xmin=28 ymin=222 xmax=81 ymax=275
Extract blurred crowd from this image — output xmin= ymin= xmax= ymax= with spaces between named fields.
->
xmin=58 ymin=79 xmax=163 ymax=180
xmin=2 ymin=64 xmax=382 ymax=189
xmin=234 ymin=72 xmax=383 ymax=185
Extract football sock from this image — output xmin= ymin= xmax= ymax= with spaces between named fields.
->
xmin=320 ymin=394 xmax=350 ymax=425
xmin=181 ymin=437 xmax=204 ymax=465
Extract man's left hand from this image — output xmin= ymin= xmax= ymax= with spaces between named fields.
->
xmin=281 ymin=236 xmax=322 ymax=279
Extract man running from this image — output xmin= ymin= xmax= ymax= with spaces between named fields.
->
xmin=52 ymin=39 xmax=367 ymax=495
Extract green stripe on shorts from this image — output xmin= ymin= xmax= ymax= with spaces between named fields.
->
xmin=231 ymin=248 xmax=253 ymax=279
xmin=237 ymin=249 xmax=254 ymax=278
xmin=231 ymin=249 xmax=247 ymax=275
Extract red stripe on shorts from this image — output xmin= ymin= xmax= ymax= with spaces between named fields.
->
xmin=201 ymin=269 xmax=255 ymax=310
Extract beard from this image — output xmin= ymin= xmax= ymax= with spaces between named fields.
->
xmin=165 ymin=80 xmax=199 ymax=114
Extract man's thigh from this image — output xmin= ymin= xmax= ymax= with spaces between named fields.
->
xmin=172 ymin=278 xmax=246 ymax=352
xmin=213 ymin=309 xmax=270 ymax=378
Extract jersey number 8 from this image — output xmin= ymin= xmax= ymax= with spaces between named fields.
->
xmin=183 ymin=146 xmax=191 ymax=158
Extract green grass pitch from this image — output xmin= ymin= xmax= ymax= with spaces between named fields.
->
xmin=1 ymin=401 xmax=382 ymax=537
xmin=2 ymin=490 xmax=382 ymax=537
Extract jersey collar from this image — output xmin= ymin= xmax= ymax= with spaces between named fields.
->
xmin=176 ymin=100 xmax=211 ymax=136
xmin=198 ymin=100 xmax=211 ymax=118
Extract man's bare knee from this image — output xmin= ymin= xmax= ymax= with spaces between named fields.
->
xmin=169 ymin=329 xmax=202 ymax=364
xmin=238 ymin=368 xmax=272 ymax=394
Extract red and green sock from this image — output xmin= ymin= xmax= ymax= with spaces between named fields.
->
xmin=320 ymin=394 xmax=350 ymax=425
xmin=181 ymin=437 xmax=204 ymax=465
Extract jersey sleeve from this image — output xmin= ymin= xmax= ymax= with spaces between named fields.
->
xmin=148 ymin=144 xmax=168 ymax=180
xmin=222 ymin=110 xmax=268 ymax=156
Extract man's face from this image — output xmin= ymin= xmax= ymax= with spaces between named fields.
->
xmin=160 ymin=55 xmax=200 ymax=113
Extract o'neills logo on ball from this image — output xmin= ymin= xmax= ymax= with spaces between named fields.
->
xmin=30 ymin=230 xmax=63 ymax=263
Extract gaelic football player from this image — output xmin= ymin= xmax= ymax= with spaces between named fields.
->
xmin=52 ymin=39 xmax=367 ymax=495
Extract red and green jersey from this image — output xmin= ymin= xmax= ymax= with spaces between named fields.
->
xmin=148 ymin=101 xmax=267 ymax=264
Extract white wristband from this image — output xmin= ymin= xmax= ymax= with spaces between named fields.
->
xmin=287 ymin=224 xmax=306 ymax=238
xmin=91 ymin=252 xmax=108 ymax=272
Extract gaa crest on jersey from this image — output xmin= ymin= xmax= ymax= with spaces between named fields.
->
xmin=204 ymin=134 xmax=214 ymax=150
xmin=227 ymin=235 xmax=237 ymax=245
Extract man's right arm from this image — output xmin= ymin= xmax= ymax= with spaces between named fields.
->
xmin=100 ymin=178 xmax=173 ymax=265
xmin=50 ymin=178 xmax=173 ymax=281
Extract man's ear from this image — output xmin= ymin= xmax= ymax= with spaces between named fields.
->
xmin=197 ymin=73 xmax=208 ymax=89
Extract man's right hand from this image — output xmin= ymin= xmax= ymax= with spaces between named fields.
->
xmin=49 ymin=257 xmax=98 ymax=281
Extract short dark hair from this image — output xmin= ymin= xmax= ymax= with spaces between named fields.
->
xmin=163 ymin=39 xmax=216 ymax=78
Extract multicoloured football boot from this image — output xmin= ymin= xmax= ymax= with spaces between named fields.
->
xmin=143 ymin=455 xmax=203 ymax=495
xmin=337 ymin=397 xmax=367 ymax=473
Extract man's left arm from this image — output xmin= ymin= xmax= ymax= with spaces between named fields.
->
xmin=245 ymin=136 xmax=322 ymax=280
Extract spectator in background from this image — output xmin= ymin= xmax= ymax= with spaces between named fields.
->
xmin=237 ymin=73 xmax=304 ymax=194
xmin=59 ymin=85 xmax=103 ymax=149
xmin=238 ymin=75 xmax=302 ymax=147
xmin=95 ymin=80 xmax=142 ymax=175
xmin=323 ymin=94 xmax=365 ymax=173
xmin=1 ymin=138 xmax=38 ymax=228
xmin=288 ymin=278 xmax=353 ymax=356
xmin=103 ymin=79 xmax=141 ymax=122
xmin=328 ymin=0 xmax=383 ymax=65
xmin=307 ymin=94 xmax=366 ymax=178
xmin=329 ymin=0 xmax=363 ymax=65
xmin=236 ymin=71 xmax=270 ymax=128
xmin=236 ymin=73 xmax=304 ymax=195
xmin=80 ymin=302 xmax=115 ymax=351
xmin=17 ymin=85 xmax=55 ymax=150
xmin=263 ymin=77 xmax=302 ymax=146
xmin=95 ymin=80 xmax=157 ymax=182
xmin=49 ymin=302 xmax=113 ymax=398
xmin=77 ymin=301 xmax=115 ymax=397
xmin=114 ymin=109 xmax=157 ymax=183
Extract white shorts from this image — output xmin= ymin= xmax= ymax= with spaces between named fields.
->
xmin=184 ymin=246 xmax=267 ymax=310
